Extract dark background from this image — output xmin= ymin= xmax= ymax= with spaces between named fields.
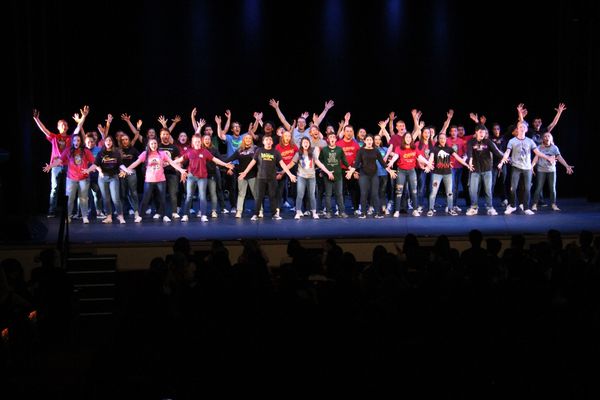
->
xmin=9 ymin=0 xmax=598 ymax=215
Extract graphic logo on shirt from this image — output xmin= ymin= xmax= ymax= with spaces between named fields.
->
xmin=260 ymin=152 xmax=275 ymax=162
xmin=58 ymin=137 xmax=67 ymax=150
xmin=473 ymin=142 xmax=488 ymax=152
xmin=327 ymin=152 xmax=338 ymax=165
xmin=74 ymin=153 xmax=82 ymax=165
xmin=435 ymin=150 xmax=452 ymax=169
xmin=300 ymin=154 xmax=313 ymax=170
xmin=149 ymin=156 xmax=162 ymax=170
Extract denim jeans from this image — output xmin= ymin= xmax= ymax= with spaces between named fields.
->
xmin=140 ymin=181 xmax=167 ymax=216
xmin=429 ymin=173 xmax=453 ymax=211
xmin=532 ymin=171 xmax=556 ymax=205
xmin=207 ymin=176 xmax=218 ymax=212
xmin=451 ymin=168 xmax=463 ymax=204
xmin=417 ymin=169 xmax=431 ymax=208
xmin=378 ymin=175 xmax=389 ymax=210
xmin=120 ymin=171 xmax=139 ymax=213
xmin=99 ymin=174 xmax=123 ymax=215
xmin=237 ymin=177 xmax=257 ymax=213
xmin=49 ymin=166 xmax=66 ymax=214
xmin=296 ymin=176 xmax=317 ymax=212
xmin=277 ymin=174 xmax=293 ymax=207
xmin=66 ymin=178 xmax=90 ymax=217
xmin=183 ymin=175 xmax=208 ymax=216
xmin=88 ymin=171 xmax=103 ymax=215
xmin=324 ymin=178 xmax=344 ymax=214
xmin=469 ymin=170 xmax=493 ymax=209
xmin=510 ymin=167 xmax=532 ymax=209
xmin=395 ymin=169 xmax=418 ymax=211
xmin=165 ymin=174 xmax=179 ymax=215
xmin=358 ymin=173 xmax=380 ymax=215
xmin=491 ymin=164 xmax=508 ymax=203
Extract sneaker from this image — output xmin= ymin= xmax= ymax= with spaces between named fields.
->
xmin=153 ymin=213 xmax=161 ymax=219
xmin=83 ymin=217 xmax=89 ymax=224
xmin=312 ymin=211 xmax=320 ymax=219
xmin=181 ymin=215 xmax=189 ymax=222
xmin=524 ymin=209 xmax=535 ymax=215
xmin=134 ymin=215 xmax=142 ymax=223
xmin=427 ymin=210 xmax=434 ymax=217
xmin=453 ymin=206 xmax=462 ymax=212
xmin=129 ymin=209 xmax=135 ymax=215
xmin=283 ymin=201 xmax=292 ymax=208
xmin=259 ymin=210 xmax=264 ymax=218
xmin=163 ymin=216 xmax=171 ymax=222
xmin=190 ymin=208 xmax=196 ymax=214
xmin=304 ymin=210 xmax=311 ymax=216
xmin=290 ymin=207 xmax=296 ymax=212
xmin=229 ymin=208 xmax=236 ymax=214
xmin=466 ymin=207 xmax=478 ymax=216
xmin=531 ymin=204 xmax=537 ymax=211
xmin=221 ymin=208 xmax=229 ymax=214
xmin=358 ymin=213 xmax=366 ymax=219
xmin=384 ymin=208 xmax=390 ymax=215
xmin=324 ymin=212 xmax=332 ymax=219
xmin=67 ymin=217 xmax=72 ymax=224
xmin=339 ymin=212 xmax=349 ymax=218
xmin=102 ymin=216 xmax=112 ymax=224
xmin=501 ymin=199 xmax=508 ymax=207
xmin=273 ymin=210 xmax=282 ymax=220
xmin=145 ymin=209 xmax=152 ymax=215
xmin=448 ymin=209 xmax=458 ymax=216
xmin=393 ymin=211 xmax=400 ymax=218
xmin=411 ymin=210 xmax=420 ymax=217
xmin=235 ymin=211 xmax=242 ymax=218
xmin=367 ymin=206 xmax=374 ymax=216
xmin=551 ymin=204 xmax=560 ymax=211
xmin=47 ymin=213 xmax=56 ymax=218
xmin=518 ymin=204 xmax=524 ymax=211
xmin=294 ymin=211 xmax=303 ymax=220
xmin=487 ymin=208 xmax=498 ymax=216
xmin=504 ymin=205 xmax=517 ymax=215
xmin=250 ymin=215 xmax=258 ymax=221
xmin=374 ymin=214 xmax=384 ymax=219
xmin=201 ymin=215 xmax=208 ymax=222
xmin=172 ymin=213 xmax=181 ymax=219
xmin=211 ymin=210 xmax=218 ymax=218
xmin=116 ymin=216 xmax=125 ymax=224
xmin=417 ymin=206 xmax=423 ymax=213
xmin=97 ymin=212 xmax=107 ymax=219
xmin=354 ymin=209 xmax=361 ymax=215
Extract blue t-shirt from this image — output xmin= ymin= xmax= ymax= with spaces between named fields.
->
xmin=376 ymin=146 xmax=388 ymax=176
xmin=225 ymin=133 xmax=248 ymax=163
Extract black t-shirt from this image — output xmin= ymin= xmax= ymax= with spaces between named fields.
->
xmin=119 ymin=146 xmax=140 ymax=168
xmin=354 ymin=147 xmax=386 ymax=177
xmin=490 ymin=134 xmax=508 ymax=163
xmin=466 ymin=138 xmax=504 ymax=172
xmin=227 ymin=145 xmax=258 ymax=179
xmin=431 ymin=145 xmax=456 ymax=175
xmin=253 ymin=147 xmax=282 ymax=180
xmin=157 ymin=142 xmax=180 ymax=175
xmin=95 ymin=148 xmax=122 ymax=176
xmin=206 ymin=147 xmax=221 ymax=177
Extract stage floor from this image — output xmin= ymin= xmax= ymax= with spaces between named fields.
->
xmin=36 ymin=198 xmax=600 ymax=245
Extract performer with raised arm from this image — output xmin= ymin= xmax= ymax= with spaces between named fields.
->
xmin=269 ymin=98 xmax=334 ymax=146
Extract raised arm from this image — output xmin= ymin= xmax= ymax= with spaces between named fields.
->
xmin=191 ymin=108 xmax=198 ymax=131
xmin=72 ymin=105 xmax=90 ymax=139
xmin=215 ymin=115 xmax=226 ymax=140
xmin=313 ymin=100 xmax=334 ymax=127
xmin=547 ymin=103 xmax=567 ymax=132
xmin=439 ymin=109 xmax=454 ymax=135
xmin=388 ymin=111 xmax=396 ymax=136
xmin=223 ymin=109 xmax=231 ymax=134
xmin=168 ymin=115 xmax=181 ymax=133
xmin=32 ymin=109 xmax=54 ymax=138
xmin=378 ymin=119 xmax=391 ymax=142
xmin=269 ymin=99 xmax=292 ymax=131
xmin=121 ymin=113 xmax=142 ymax=145
xmin=410 ymin=109 xmax=423 ymax=139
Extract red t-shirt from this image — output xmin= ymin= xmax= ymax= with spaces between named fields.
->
xmin=394 ymin=146 xmax=423 ymax=170
xmin=183 ymin=148 xmax=214 ymax=178
xmin=336 ymin=139 xmax=361 ymax=169
xmin=48 ymin=133 xmax=72 ymax=163
xmin=60 ymin=148 xmax=95 ymax=181
xmin=446 ymin=136 xmax=466 ymax=168
xmin=275 ymin=142 xmax=298 ymax=166
xmin=388 ymin=133 xmax=404 ymax=152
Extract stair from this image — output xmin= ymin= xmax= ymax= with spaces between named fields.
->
xmin=67 ymin=254 xmax=117 ymax=317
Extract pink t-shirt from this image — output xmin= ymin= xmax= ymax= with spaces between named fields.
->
xmin=48 ymin=133 xmax=72 ymax=163
xmin=60 ymin=148 xmax=95 ymax=181
xmin=138 ymin=150 xmax=170 ymax=182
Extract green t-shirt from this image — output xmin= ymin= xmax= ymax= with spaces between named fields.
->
xmin=319 ymin=146 xmax=350 ymax=181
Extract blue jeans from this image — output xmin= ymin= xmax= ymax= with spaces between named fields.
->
xmin=140 ymin=181 xmax=167 ymax=216
xmin=324 ymin=178 xmax=344 ymax=213
xmin=532 ymin=171 xmax=556 ymax=205
xmin=296 ymin=176 xmax=317 ymax=212
xmin=491 ymin=164 xmax=508 ymax=203
xmin=237 ymin=177 xmax=257 ymax=213
xmin=99 ymin=175 xmax=123 ymax=215
xmin=378 ymin=175 xmax=389 ymax=210
xmin=429 ymin=173 xmax=453 ymax=211
xmin=469 ymin=170 xmax=493 ymax=209
xmin=510 ymin=167 xmax=533 ymax=209
xmin=66 ymin=178 xmax=90 ymax=217
xmin=358 ymin=173 xmax=380 ymax=215
xmin=88 ymin=171 xmax=103 ymax=215
xmin=395 ymin=169 xmax=418 ymax=211
xmin=120 ymin=171 xmax=139 ymax=213
xmin=183 ymin=175 xmax=208 ymax=216
xmin=417 ymin=169 xmax=431 ymax=208
xmin=49 ymin=166 xmax=65 ymax=213
xmin=451 ymin=168 xmax=463 ymax=203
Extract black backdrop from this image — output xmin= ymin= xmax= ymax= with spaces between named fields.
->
xmin=9 ymin=0 xmax=598 ymax=216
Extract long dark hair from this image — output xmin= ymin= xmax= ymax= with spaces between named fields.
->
xmin=299 ymin=137 xmax=314 ymax=160
xmin=69 ymin=134 xmax=82 ymax=158
xmin=402 ymin=133 xmax=416 ymax=150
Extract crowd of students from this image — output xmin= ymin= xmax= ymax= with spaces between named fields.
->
xmin=34 ymin=100 xmax=574 ymax=223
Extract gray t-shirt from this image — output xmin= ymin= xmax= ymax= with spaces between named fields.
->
xmin=507 ymin=136 xmax=537 ymax=170
xmin=536 ymin=144 xmax=560 ymax=173
xmin=292 ymin=148 xmax=319 ymax=179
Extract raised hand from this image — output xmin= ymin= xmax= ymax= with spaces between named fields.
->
xmin=344 ymin=112 xmax=351 ymax=123
xmin=378 ymin=120 xmax=387 ymax=129
xmin=556 ymin=103 xmax=567 ymax=113
xmin=215 ymin=115 xmax=222 ymax=125
xmin=191 ymin=107 xmax=197 ymax=119
xmin=158 ymin=115 xmax=168 ymax=128
xmin=312 ymin=113 xmax=319 ymax=125
xmin=339 ymin=120 xmax=346 ymax=130
xmin=389 ymin=111 xmax=396 ymax=121
xmin=197 ymin=118 xmax=206 ymax=130
xmin=447 ymin=109 xmax=454 ymax=119
xmin=97 ymin=124 xmax=105 ymax=135
xmin=106 ymin=114 xmax=113 ymax=124
xmin=33 ymin=109 xmax=40 ymax=119
xmin=136 ymin=120 xmax=143 ymax=130
xmin=72 ymin=113 xmax=82 ymax=124
xmin=419 ymin=120 xmax=425 ymax=129
xmin=172 ymin=115 xmax=182 ymax=124
xmin=479 ymin=115 xmax=487 ymax=125
xmin=224 ymin=109 xmax=232 ymax=119
xmin=81 ymin=105 xmax=90 ymax=116
xmin=469 ymin=113 xmax=478 ymax=123
xmin=300 ymin=112 xmax=309 ymax=120
xmin=324 ymin=100 xmax=334 ymax=110
xmin=269 ymin=99 xmax=279 ymax=109
xmin=121 ymin=113 xmax=131 ymax=122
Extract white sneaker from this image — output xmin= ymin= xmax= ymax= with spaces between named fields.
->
xmin=190 ymin=208 xmax=196 ymax=214
xmin=163 ymin=216 xmax=171 ymax=222
xmin=117 ymin=216 xmax=126 ymax=224
xmin=519 ymin=204 xmax=524 ymax=211
xmin=531 ymin=204 xmax=537 ymax=211
xmin=304 ymin=210 xmax=311 ymax=216
xmin=201 ymin=215 xmax=208 ymax=222
xmin=504 ymin=205 xmax=517 ymax=215
xmin=283 ymin=201 xmax=291 ymax=208
xmin=134 ymin=215 xmax=142 ymax=223
xmin=235 ymin=211 xmax=242 ymax=218
xmin=487 ymin=208 xmax=498 ymax=216
xmin=145 ymin=209 xmax=152 ymax=215
xmin=412 ymin=210 xmax=420 ymax=217
xmin=524 ymin=209 xmax=535 ymax=215
xmin=82 ymin=217 xmax=89 ymax=224
xmin=259 ymin=210 xmax=264 ymax=218
xmin=181 ymin=215 xmax=188 ymax=222
xmin=295 ymin=211 xmax=303 ymax=220
xmin=417 ymin=206 xmax=423 ymax=213
xmin=453 ymin=206 xmax=462 ymax=212
xmin=250 ymin=215 xmax=258 ymax=221
xmin=229 ymin=208 xmax=236 ymax=214
xmin=211 ymin=210 xmax=218 ymax=218
xmin=128 ymin=209 xmax=135 ymax=215
xmin=367 ymin=206 xmax=374 ymax=215
xmin=273 ymin=210 xmax=282 ymax=220
xmin=172 ymin=213 xmax=181 ymax=219
xmin=221 ymin=208 xmax=229 ymax=214
xmin=466 ymin=207 xmax=478 ymax=216
xmin=427 ymin=210 xmax=434 ymax=217
xmin=551 ymin=204 xmax=560 ymax=211
xmin=153 ymin=213 xmax=161 ymax=219
xmin=354 ymin=209 xmax=361 ymax=215
xmin=393 ymin=211 xmax=400 ymax=218
xmin=312 ymin=211 xmax=320 ymax=219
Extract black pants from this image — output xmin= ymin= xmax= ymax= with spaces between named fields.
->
xmin=255 ymin=178 xmax=278 ymax=216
